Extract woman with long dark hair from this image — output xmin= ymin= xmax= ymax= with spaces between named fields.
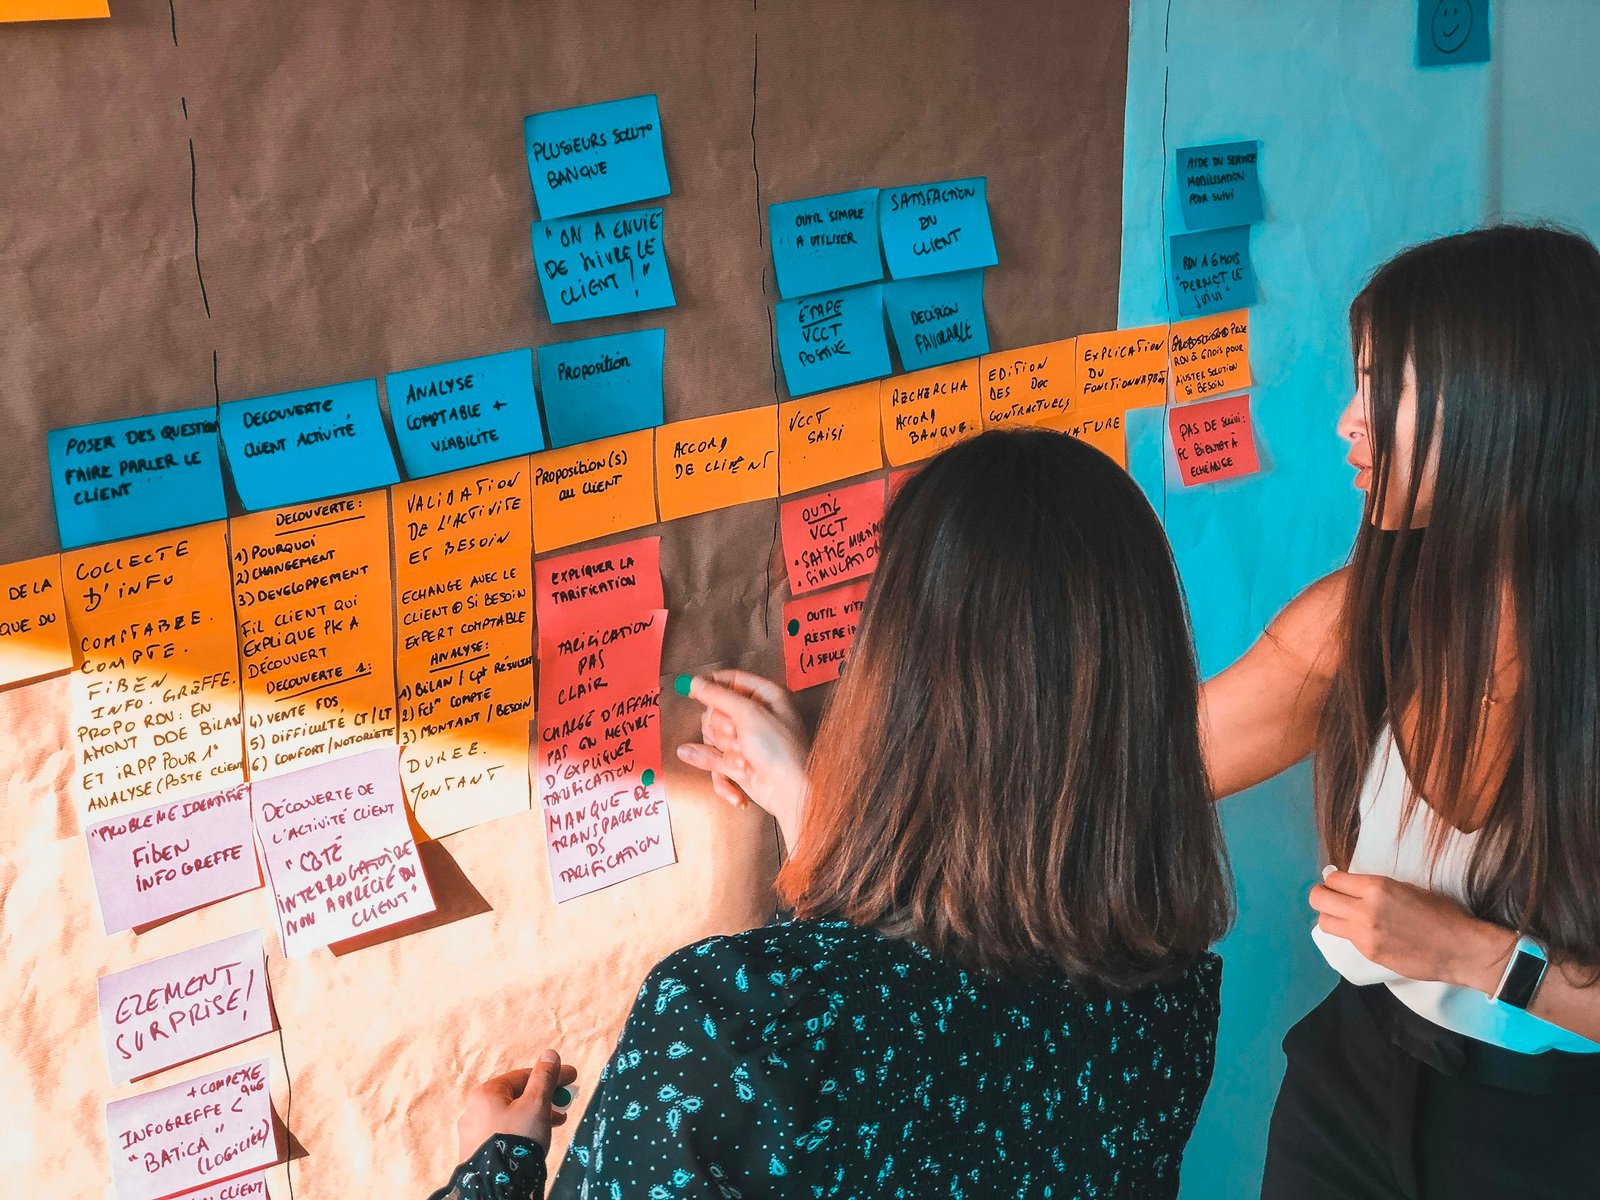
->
xmin=427 ymin=430 xmax=1233 ymax=1198
xmin=684 ymin=224 xmax=1600 ymax=1197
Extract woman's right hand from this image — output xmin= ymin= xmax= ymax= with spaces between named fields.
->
xmin=676 ymin=669 xmax=810 ymax=851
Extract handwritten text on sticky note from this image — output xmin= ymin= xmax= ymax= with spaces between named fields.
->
xmin=1176 ymin=140 xmax=1263 ymax=231
xmin=1170 ymin=393 xmax=1260 ymax=485
xmin=524 ymin=94 xmax=670 ymax=220
xmin=879 ymin=178 xmax=999 ymax=279
xmin=0 ymin=555 xmax=71 ymax=688
xmin=775 ymin=284 xmax=892 ymax=398
xmin=1170 ymin=226 xmax=1257 ymax=319
xmin=252 ymin=747 xmax=435 ymax=956
xmin=884 ymin=268 xmax=989 ymax=370
xmin=537 ymin=328 xmax=665 ymax=449
xmin=979 ymin=338 xmax=1080 ymax=430
xmin=783 ymin=580 xmax=870 ymax=690
xmin=220 ymin=380 xmax=398 ymax=511
xmin=105 ymin=1059 xmax=277 ymax=1200
xmin=1170 ymin=310 xmax=1251 ymax=402
xmin=84 ymin=782 xmax=260 ymax=934
xmin=654 ymin=407 xmax=778 ymax=522
xmin=529 ymin=430 xmax=658 ymax=554
xmin=532 ymin=208 xmax=675 ymax=324
xmin=97 ymin=931 xmax=273 ymax=1085
xmin=386 ymin=348 xmax=543 ymax=477
xmin=780 ymin=479 xmax=885 ymax=596
xmin=768 ymin=188 xmax=884 ymax=299
xmin=881 ymin=360 xmax=982 ymax=466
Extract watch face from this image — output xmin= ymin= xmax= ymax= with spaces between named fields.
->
xmin=1500 ymin=950 xmax=1548 ymax=1010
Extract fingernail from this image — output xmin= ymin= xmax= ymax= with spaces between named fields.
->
xmin=673 ymin=674 xmax=694 ymax=697
xmin=538 ymin=1049 xmax=560 ymax=1064
xmin=1322 ymin=865 xmax=1336 ymax=879
xmin=676 ymin=745 xmax=695 ymax=761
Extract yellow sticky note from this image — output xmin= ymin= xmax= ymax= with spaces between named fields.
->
xmin=0 ymin=0 xmax=109 ymax=22
xmin=779 ymin=382 xmax=884 ymax=495
xmin=979 ymin=338 xmax=1081 ymax=430
xmin=1061 ymin=407 xmax=1128 ymax=468
xmin=401 ymin=723 xmax=532 ymax=841
xmin=1170 ymin=309 xmax=1252 ymax=403
xmin=655 ymin=407 xmax=779 ymax=521
xmin=530 ymin=430 xmax=657 ymax=554
xmin=881 ymin=360 xmax=983 ymax=467
xmin=1077 ymin=324 xmax=1170 ymax=411
xmin=0 ymin=555 xmax=71 ymax=688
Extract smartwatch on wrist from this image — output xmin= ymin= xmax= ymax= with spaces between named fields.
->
xmin=1491 ymin=934 xmax=1549 ymax=1010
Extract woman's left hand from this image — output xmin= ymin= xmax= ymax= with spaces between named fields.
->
xmin=1311 ymin=870 xmax=1515 ymax=991
xmin=455 ymin=1050 xmax=579 ymax=1161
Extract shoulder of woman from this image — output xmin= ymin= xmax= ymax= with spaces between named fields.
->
xmin=628 ymin=919 xmax=858 ymax=1045
xmin=1262 ymin=566 xmax=1349 ymax=680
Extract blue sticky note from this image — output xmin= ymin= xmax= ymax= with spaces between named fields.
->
xmin=1169 ymin=226 xmax=1258 ymax=319
xmin=1418 ymin=0 xmax=1490 ymax=65
xmin=768 ymin=188 xmax=884 ymax=299
xmin=386 ymin=349 xmax=544 ymax=478
xmin=531 ymin=207 xmax=676 ymax=324
xmin=523 ymin=94 xmax=670 ymax=220
xmin=537 ymin=328 xmax=666 ymax=448
xmin=879 ymin=178 xmax=999 ymax=279
xmin=1177 ymin=140 xmax=1264 ymax=231
xmin=774 ymin=283 xmax=892 ymax=398
xmin=884 ymin=269 xmax=990 ymax=370
xmin=219 ymin=379 xmax=400 ymax=510
xmin=47 ymin=407 xmax=226 ymax=550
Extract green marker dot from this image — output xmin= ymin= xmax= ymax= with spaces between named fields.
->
xmin=552 ymin=1085 xmax=573 ymax=1109
xmin=641 ymin=769 xmax=656 ymax=786
xmin=672 ymin=673 xmax=693 ymax=697
xmin=786 ymin=618 xmax=800 ymax=636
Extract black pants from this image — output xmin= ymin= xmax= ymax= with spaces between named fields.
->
xmin=1261 ymin=981 xmax=1600 ymax=1199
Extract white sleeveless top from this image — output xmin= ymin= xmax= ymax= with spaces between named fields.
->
xmin=1311 ymin=726 xmax=1600 ymax=1054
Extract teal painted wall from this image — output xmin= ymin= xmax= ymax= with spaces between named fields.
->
xmin=1117 ymin=3 xmax=1492 ymax=1195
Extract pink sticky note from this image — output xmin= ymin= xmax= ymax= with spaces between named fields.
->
xmin=179 ymin=1175 xmax=269 ymax=1200
xmin=105 ymin=1058 xmax=277 ymax=1200
xmin=782 ymin=579 xmax=871 ymax=690
xmin=1169 ymin=392 xmax=1260 ymax=486
xmin=535 ymin=535 xmax=663 ymax=632
xmin=84 ymin=783 xmax=261 ymax=934
xmin=887 ymin=465 xmax=920 ymax=500
xmin=250 ymin=747 xmax=436 ymax=956
xmin=536 ymin=609 xmax=675 ymax=902
xmin=780 ymin=479 xmax=885 ymax=596
xmin=97 ymin=931 xmax=274 ymax=1085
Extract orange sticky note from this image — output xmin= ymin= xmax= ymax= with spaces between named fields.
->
xmin=60 ymin=524 xmax=246 ymax=818
xmin=979 ymin=338 xmax=1081 ymax=430
xmin=1061 ymin=407 xmax=1128 ymax=468
xmin=530 ymin=430 xmax=657 ymax=553
xmin=1077 ymin=324 xmax=1170 ymax=410
xmin=0 ymin=0 xmax=109 ymax=21
xmin=778 ymin=382 xmax=884 ymax=495
xmin=1170 ymin=309 xmax=1252 ymax=403
xmin=0 ymin=555 xmax=71 ymax=688
xmin=655 ymin=407 xmax=779 ymax=521
xmin=881 ymin=360 xmax=982 ymax=467
xmin=231 ymin=492 xmax=398 ymax=776
xmin=391 ymin=460 xmax=535 ymax=835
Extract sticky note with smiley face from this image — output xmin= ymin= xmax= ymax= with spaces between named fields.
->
xmin=1418 ymin=0 xmax=1489 ymax=66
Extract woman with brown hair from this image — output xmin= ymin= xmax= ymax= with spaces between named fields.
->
xmin=689 ymin=225 xmax=1600 ymax=1198
xmin=427 ymin=429 xmax=1233 ymax=1198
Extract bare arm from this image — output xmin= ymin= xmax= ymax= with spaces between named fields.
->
xmin=1201 ymin=569 xmax=1347 ymax=800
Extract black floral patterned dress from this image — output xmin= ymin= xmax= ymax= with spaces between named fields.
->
xmin=428 ymin=917 xmax=1222 ymax=1199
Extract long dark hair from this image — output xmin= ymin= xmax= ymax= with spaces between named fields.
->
xmin=777 ymin=429 xmax=1233 ymax=991
xmin=1318 ymin=224 xmax=1600 ymax=968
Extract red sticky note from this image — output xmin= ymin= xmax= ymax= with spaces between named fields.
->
xmin=536 ymin=609 xmax=673 ymax=902
xmin=782 ymin=579 xmax=870 ymax=690
xmin=780 ymin=479 xmax=885 ymax=596
xmin=535 ymin=535 xmax=663 ymax=632
xmin=96 ymin=931 xmax=274 ymax=1084
xmin=105 ymin=1059 xmax=278 ymax=1200
xmin=1169 ymin=393 xmax=1260 ymax=485
xmin=84 ymin=783 xmax=261 ymax=934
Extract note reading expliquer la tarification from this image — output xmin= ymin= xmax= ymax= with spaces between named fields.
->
xmin=231 ymin=491 xmax=397 ymax=777
xmin=61 ymin=522 xmax=245 ymax=819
